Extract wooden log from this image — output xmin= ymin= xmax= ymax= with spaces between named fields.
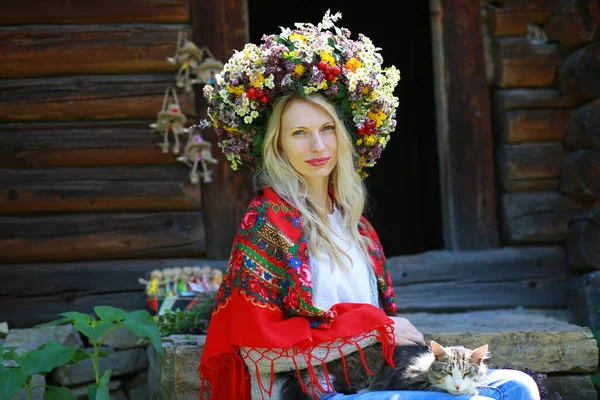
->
xmin=547 ymin=0 xmax=600 ymax=48
xmin=0 ymin=211 xmax=206 ymax=263
xmin=0 ymin=0 xmax=190 ymax=25
xmin=560 ymin=150 xmax=600 ymax=202
xmin=0 ymin=24 xmax=191 ymax=78
xmin=493 ymin=89 xmax=576 ymax=111
xmin=0 ymin=75 xmax=196 ymax=122
xmin=0 ymin=121 xmax=182 ymax=168
xmin=0 ymin=166 xmax=201 ymax=214
xmin=498 ymin=143 xmax=566 ymax=191
xmin=559 ymin=43 xmax=600 ymax=103
xmin=488 ymin=0 xmax=553 ymax=37
xmin=501 ymin=191 xmax=583 ymax=243
xmin=566 ymin=100 xmax=600 ymax=150
xmin=496 ymin=109 xmax=570 ymax=143
xmin=567 ymin=210 xmax=600 ymax=271
xmin=503 ymin=178 xmax=560 ymax=191
xmin=493 ymin=37 xmax=562 ymax=88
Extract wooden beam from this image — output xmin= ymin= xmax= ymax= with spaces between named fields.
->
xmin=547 ymin=0 xmax=600 ymax=48
xmin=430 ymin=0 xmax=499 ymax=249
xmin=566 ymin=99 xmax=600 ymax=150
xmin=567 ymin=210 xmax=600 ymax=271
xmin=0 ymin=166 xmax=201 ymax=214
xmin=560 ymin=150 xmax=600 ymax=202
xmin=495 ymin=109 xmax=570 ymax=143
xmin=492 ymin=89 xmax=576 ymax=110
xmin=0 ymin=0 xmax=190 ymax=25
xmin=498 ymin=143 xmax=565 ymax=191
xmin=493 ymin=37 xmax=562 ymax=88
xmin=0 ymin=24 xmax=190 ymax=79
xmin=559 ymin=43 xmax=600 ymax=104
xmin=0 ymin=211 xmax=206 ymax=263
xmin=488 ymin=0 xmax=553 ymax=37
xmin=191 ymin=0 xmax=255 ymax=259
xmin=0 ymin=75 xmax=196 ymax=122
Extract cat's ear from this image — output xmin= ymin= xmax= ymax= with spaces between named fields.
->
xmin=470 ymin=344 xmax=489 ymax=364
xmin=430 ymin=340 xmax=448 ymax=360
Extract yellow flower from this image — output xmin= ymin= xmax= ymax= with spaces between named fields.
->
xmin=345 ymin=57 xmax=362 ymax=73
xmin=249 ymin=72 xmax=264 ymax=88
xmin=356 ymin=139 xmax=363 ymax=146
xmin=362 ymin=87 xmax=370 ymax=94
xmin=378 ymin=136 xmax=387 ymax=145
xmin=364 ymin=136 xmax=376 ymax=146
xmin=289 ymin=33 xmax=306 ymax=43
xmin=227 ymin=85 xmax=245 ymax=96
xmin=294 ymin=64 xmax=306 ymax=77
xmin=320 ymin=52 xmax=335 ymax=66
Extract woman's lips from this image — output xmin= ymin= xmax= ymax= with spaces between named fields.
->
xmin=305 ymin=157 xmax=331 ymax=166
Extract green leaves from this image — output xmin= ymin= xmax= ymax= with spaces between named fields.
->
xmin=46 ymin=386 xmax=76 ymax=400
xmin=123 ymin=310 xmax=162 ymax=354
xmin=0 ymin=367 xmax=27 ymax=400
xmin=88 ymin=370 xmax=112 ymax=400
xmin=95 ymin=306 xmax=128 ymax=322
xmin=74 ymin=319 xmax=113 ymax=341
xmin=17 ymin=341 xmax=76 ymax=376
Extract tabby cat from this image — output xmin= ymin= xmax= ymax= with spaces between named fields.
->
xmin=280 ymin=341 xmax=490 ymax=400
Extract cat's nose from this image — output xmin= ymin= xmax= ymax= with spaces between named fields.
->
xmin=455 ymin=385 xmax=460 ymax=390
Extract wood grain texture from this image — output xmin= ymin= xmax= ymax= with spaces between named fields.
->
xmin=0 ymin=0 xmax=190 ymax=24
xmin=488 ymin=0 xmax=553 ymax=36
xmin=0 ymin=211 xmax=206 ymax=263
xmin=559 ymin=43 xmax=600 ymax=104
xmin=567 ymin=210 xmax=600 ymax=271
xmin=0 ymin=24 xmax=191 ymax=79
xmin=547 ymin=0 xmax=600 ymax=48
xmin=566 ymin=99 xmax=600 ymax=150
xmin=0 ymin=75 xmax=196 ymax=122
xmin=492 ymin=89 xmax=576 ymax=111
xmin=497 ymin=109 xmax=570 ymax=143
xmin=560 ymin=150 xmax=600 ymax=202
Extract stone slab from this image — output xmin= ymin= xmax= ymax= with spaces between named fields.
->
xmin=0 ymin=321 xmax=8 ymax=337
xmin=546 ymin=374 xmax=596 ymax=400
xmin=398 ymin=308 xmax=598 ymax=373
xmin=4 ymin=324 xmax=83 ymax=352
xmin=71 ymin=379 xmax=121 ymax=399
xmin=101 ymin=325 xmax=143 ymax=350
xmin=568 ymin=270 xmax=600 ymax=328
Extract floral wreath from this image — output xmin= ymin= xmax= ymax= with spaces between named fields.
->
xmin=202 ymin=10 xmax=400 ymax=178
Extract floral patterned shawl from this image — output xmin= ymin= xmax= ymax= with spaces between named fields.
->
xmin=198 ymin=187 xmax=397 ymax=399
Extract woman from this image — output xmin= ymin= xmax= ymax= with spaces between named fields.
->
xmin=199 ymin=11 xmax=540 ymax=400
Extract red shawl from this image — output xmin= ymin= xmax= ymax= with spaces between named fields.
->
xmin=199 ymin=187 xmax=397 ymax=399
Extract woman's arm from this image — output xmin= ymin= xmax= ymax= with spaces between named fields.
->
xmin=388 ymin=315 xmax=425 ymax=346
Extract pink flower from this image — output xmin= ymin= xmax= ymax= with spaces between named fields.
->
xmin=298 ymin=263 xmax=312 ymax=286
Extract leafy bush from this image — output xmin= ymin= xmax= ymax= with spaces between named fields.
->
xmin=157 ymin=292 xmax=216 ymax=337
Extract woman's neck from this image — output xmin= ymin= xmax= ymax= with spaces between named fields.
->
xmin=307 ymin=178 xmax=332 ymax=214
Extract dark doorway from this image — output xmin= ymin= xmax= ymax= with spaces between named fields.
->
xmin=247 ymin=1 xmax=443 ymax=256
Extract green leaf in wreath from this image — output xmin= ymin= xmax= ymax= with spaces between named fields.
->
xmin=46 ymin=386 xmax=76 ymax=400
xmin=74 ymin=319 xmax=114 ymax=341
xmin=0 ymin=367 xmax=27 ymax=400
xmin=95 ymin=306 xmax=128 ymax=322
xmin=123 ymin=310 xmax=162 ymax=354
xmin=17 ymin=341 xmax=76 ymax=376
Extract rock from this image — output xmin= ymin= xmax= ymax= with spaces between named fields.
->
xmin=0 ymin=321 xmax=8 ymax=337
xmin=545 ymin=374 xmax=596 ymax=400
xmin=70 ymin=379 xmax=121 ymax=399
xmin=4 ymin=324 xmax=83 ymax=352
xmin=568 ymin=270 xmax=600 ymax=328
xmin=111 ymin=390 xmax=128 ymax=400
xmin=398 ymin=308 xmax=598 ymax=373
xmin=52 ymin=348 xmax=148 ymax=386
xmin=123 ymin=370 xmax=149 ymax=400
xmin=101 ymin=325 xmax=143 ymax=350
xmin=12 ymin=374 xmax=45 ymax=400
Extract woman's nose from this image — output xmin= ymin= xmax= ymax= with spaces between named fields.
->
xmin=309 ymin=132 xmax=326 ymax=152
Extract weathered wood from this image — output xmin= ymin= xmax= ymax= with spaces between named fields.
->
xmin=559 ymin=43 xmax=600 ymax=103
xmin=429 ymin=0 xmax=499 ymax=249
xmin=0 ymin=75 xmax=196 ymax=122
xmin=0 ymin=24 xmax=190 ymax=78
xmin=0 ymin=212 xmax=206 ymax=263
xmin=493 ymin=37 xmax=562 ymax=88
xmin=501 ymin=191 xmax=586 ymax=243
xmin=493 ymin=89 xmax=576 ymax=111
xmin=0 ymin=121 xmax=181 ymax=167
xmin=547 ymin=0 xmax=600 ymax=48
xmin=488 ymin=0 xmax=553 ymax=37
xmin=0 ymin=166 xmax=201 ymax=214
xmin=560 ymin=150 xmax=600 ymax=202
xmin=567 ymin=210 xmax=600 ymax=271
xmin=566 ymin=99 xmax=600 ymax=150
xmin=498 ymin=143 xmax=566 ymax=191
xmin=496 ymin=109 xmax=570 ymax=143
xmin=0 ymin=0 xmax=190 ymax=25
xmin=192 ymin=0 xmax=256 ymax=259
xmin=503 ymin=178 xmax=560 ymax=191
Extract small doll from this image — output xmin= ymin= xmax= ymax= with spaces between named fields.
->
xmin=168 ymin=36 xmax=203 ymax=93
xmin=177 ymin=266 xmax=194 ymax=295
xmin=196 ymin=55 xmax=223 ymax=87
xmin=179 ymin=130 xmax=218 ymax=183
xmin=161 ymin=267 xmax=176 ymax=296
xmin=209 ymin=269 xmax=223 ymax=291
xmin=138 ymin=269 xmax=163 ymax=296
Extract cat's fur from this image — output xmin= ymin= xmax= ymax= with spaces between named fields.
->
xmin=280 ymin=341 xmax=489 ymax=400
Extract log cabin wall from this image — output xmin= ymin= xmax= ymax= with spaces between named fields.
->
xmin=0 ymin=0 xmax=212 ymax=326
xmin=487 ymin=0 xmax=600 ymax=269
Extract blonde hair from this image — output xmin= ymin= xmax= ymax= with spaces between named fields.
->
xmin=254 ymin=93 xmax=373 ymax=270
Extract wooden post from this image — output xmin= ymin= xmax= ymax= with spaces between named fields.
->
xmin=190 ymin=0 xmax=254 ymax=259
xmin=430 ymin=0 xmax=499 ymax=249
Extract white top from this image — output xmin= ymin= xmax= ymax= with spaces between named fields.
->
xmin=310 ymin=207 xmax=379 ymax=309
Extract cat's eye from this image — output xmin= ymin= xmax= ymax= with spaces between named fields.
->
xmin=463 ymin=372 xmax=470 ymax=377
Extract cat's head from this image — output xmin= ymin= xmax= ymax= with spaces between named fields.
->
xmin=427 ymin=340 xmax=489 ymax=395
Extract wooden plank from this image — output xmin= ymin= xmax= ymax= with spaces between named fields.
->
xmin=497 ymin=109 xmax=570 ymax=143
xmin=559 ymin=43 xmax=600 ymax=104
xmin=560 ymin=150 xmax=600 ymax=202
xmin=0 ymin=121 xmax=185 ymax=167
xmin=430 ymin=0 xmax=499 ymax=249
xmin=488 ymin=0 xmax=553 ymax=37
xmin=547 ymin=0 xmax=600 ymax=48
xmin=0 ymin=24 xmax=190 ymax=79
xmin=191 ymin=0 xmax=256 ymax=259
xmin=0 ymin=0 xmax=190 ymax=25
xmin=498 ymin=143 xmax=566 ymax=191
xmin=567 ymin=211 xmax=600 ymax=271
xmin=501 ymin=191 xmax=587 ymax=243
xmin=0 ymin=166 xmax=201 ymax=214
xmin=493 ymin=37 xmax=562 ymax=88
xmin=0 ymin=75 xmax=196 ymax=122
xmin=566 ymin=99 xmax=600 ymax=150
xmin=0 ymin=211 xmax=206 ymax=263
xmin=492 ymin=89 xmax=576 ymax=111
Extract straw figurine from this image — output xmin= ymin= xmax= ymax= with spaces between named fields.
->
xmin=150 ymin=86 xmax=188 ymax=154
xmin=178 ymin=124 xmax=218 ymax=184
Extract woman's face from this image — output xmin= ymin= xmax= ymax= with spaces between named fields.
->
xmin=279 ymin=98 xmax=338 ymax=187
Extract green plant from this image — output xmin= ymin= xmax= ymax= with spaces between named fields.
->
xmin=158 ymin=292 xmax=216 ymax=337
xmin=0 ymin=306 xmax=162 ymax=400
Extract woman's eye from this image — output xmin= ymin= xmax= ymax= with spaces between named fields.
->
xmin=292 ymin=130 xmax=304 ymax=136
xmin=323 ymin=125 xmax=335 ymax=132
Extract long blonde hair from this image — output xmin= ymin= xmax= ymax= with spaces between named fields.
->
xmin=254 ymin=93 xmax=373 ymax=270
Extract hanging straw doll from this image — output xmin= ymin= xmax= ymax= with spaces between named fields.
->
xmin=179 ymin=126 xmax=218 ymax=184
xmin=195 ymin=48 xmax=223 ymax=87
xmin=150 ymin=87 xmax=188 ymax=154
xmin=167 ymin=32 xmax=203 ymax=93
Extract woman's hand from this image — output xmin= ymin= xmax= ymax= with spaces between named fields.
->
xmin=388 ymin=316 xmax=425 ymax=346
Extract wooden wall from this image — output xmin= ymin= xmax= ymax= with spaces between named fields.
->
xmin=0 ymin=0 xmax=209 ymax=325
xmin=488 ymin=0 xmax=600 ymax=263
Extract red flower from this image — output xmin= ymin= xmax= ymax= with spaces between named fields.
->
xmin=241 ymin=209 xmax=258 ymax=230
xmin=248 ymin=278 xmax=260 ymax=294
xmin=283 ymin=291 xmax=300 ymax=310
xmin=298 ymin=263 xmax=312 ymax=286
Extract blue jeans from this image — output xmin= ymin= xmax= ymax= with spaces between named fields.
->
xmin=320 ymin=369 xmax=540 ymax=400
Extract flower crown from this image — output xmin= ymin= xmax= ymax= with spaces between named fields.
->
xmin=202 ymin=10 xmax=400 ymax=178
